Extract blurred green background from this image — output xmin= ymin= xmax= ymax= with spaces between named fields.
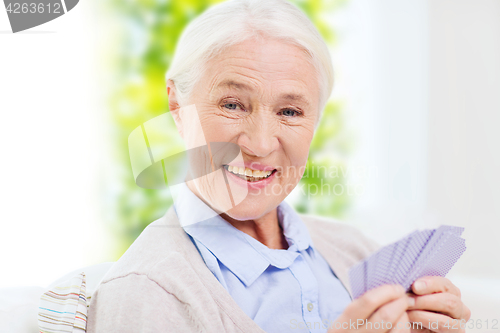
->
xmin=103 ymin=0 xmax=353 ymax=259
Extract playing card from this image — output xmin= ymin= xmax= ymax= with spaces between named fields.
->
xmin=348 ymin=260 xmax=368 ymax=299
xmin=403 ymin=226 xmax=451 ymax=290
xmin=371 ymin=241 xmax=398 ymax=288
xmin=348 ymin=225 xmax=466 ymax=299
xmin=404 ymin=227 xmax=465 ymax=288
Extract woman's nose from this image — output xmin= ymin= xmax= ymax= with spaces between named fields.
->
xmin=237 ymin=114 xmax=279 ymax=157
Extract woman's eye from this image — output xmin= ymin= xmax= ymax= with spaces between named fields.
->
xmin=223 ymin=102 xmax=240 ymax=110
xmin=281 ymin=109 xmax=299 ymax=117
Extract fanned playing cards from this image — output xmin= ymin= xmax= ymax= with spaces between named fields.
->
xmin=348 ymin=225 xmax=466 ymax=299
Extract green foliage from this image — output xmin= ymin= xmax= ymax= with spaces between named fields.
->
xmin=103 ymin=0 xmax=351 ymax=259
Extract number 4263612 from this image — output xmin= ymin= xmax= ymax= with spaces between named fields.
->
xmin=5 ymin=3 xmax=62 ymax=14
xmin=446 ymin=319 xmax=499 ymax=330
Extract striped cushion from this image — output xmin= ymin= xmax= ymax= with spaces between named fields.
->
xmin=38 ymin=272 xmax=87 ymax=333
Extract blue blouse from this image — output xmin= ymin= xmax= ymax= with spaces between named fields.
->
xmin=173 ymin=183 xmax=351 ymax=333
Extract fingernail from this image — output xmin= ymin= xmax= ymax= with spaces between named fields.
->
xmin=407 ymin=296 xmax=415 ymax=307
xmin=414 ymin=280 xmax=426 ymax=292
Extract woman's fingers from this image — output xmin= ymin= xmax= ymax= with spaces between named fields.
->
xmin=344 ymin=284 xmax=407 ymax=320
xmin=329 ymin=285 xmax=409 ymax=333
xmin=409 ymin=276 xmax=471 ymax=322
xmin=411 ymin=277 xmax=461 ymax=297
xmin=362 ymin=295 xmax=410 ymax=333
xmin=408 ymin=293 xmax=464 ymax=319
xmin=407 ymin=310 xmax=466 ymax=333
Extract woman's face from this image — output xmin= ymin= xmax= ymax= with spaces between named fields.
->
xmin=174 ymin=37 xmax=321 ymax=221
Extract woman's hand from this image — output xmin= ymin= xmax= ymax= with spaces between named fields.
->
xmin=328 ymin=284 xmax=413 ymax=333
xmin=407 ymin=276 xmax=471 ymax=333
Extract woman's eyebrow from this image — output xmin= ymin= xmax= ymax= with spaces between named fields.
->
xmin=280 ymin=93 xmax=311 ymax=108
xmin=213 ymin=79 xmax=312 ymax=107
xmin=214 ymin=79 xmax=253 ymax=92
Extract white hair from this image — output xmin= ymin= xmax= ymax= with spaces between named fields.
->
xmin=165 ymin=0 xmax=334 ymax=122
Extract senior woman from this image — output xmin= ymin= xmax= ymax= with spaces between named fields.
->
xmin=88 ymin=0 xmax=470 ymax=332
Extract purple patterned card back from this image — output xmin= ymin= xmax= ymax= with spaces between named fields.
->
xmin=404 ymin=226 xmax=465 ymax=288
xmin=416 ymin=236 xmax=465 ymax=278
xmin=371 ymin=241 xmax=398 ymax=288
xmin=348 ymin=260 xmax=368 ymax=299
xmin=348 ymin=225 xmax=466 ymax=299
xmin=403 ymin=226 xmax=452 ymax=289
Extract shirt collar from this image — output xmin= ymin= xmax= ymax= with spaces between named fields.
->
xmin=277 ymin=199 xmax=314 ymax=252
xmin=173 ymin=182 xmax=314 ymax=287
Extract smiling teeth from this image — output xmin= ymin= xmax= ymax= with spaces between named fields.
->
xmin=227 ymin=165 xmax=273 ymax=178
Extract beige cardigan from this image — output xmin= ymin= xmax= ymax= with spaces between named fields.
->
xmin=87 ymin=206 xmax=379 ymax=332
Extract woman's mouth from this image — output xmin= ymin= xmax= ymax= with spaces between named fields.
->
xmin=223 ymin=165 xmax=277 ymax=182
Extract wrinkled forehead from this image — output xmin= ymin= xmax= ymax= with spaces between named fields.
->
xmin=198 ymin=38 xmax=321 ymax=109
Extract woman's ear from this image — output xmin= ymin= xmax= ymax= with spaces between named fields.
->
xmin=166 ymin=79 xmax=183 ymax=138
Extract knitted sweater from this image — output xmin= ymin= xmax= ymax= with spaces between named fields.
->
xmin=87 ymin=206 xmax=379 ymax=332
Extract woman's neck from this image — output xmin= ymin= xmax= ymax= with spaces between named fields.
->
xmin=185 ymin=181 xmax=288 ymax=250
xmin=221 ymin=208 xmax=289 ymax=250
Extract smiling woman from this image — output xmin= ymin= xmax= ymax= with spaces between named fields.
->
xmin=170 ymin=37 xmax=320 ymax=227
xmin=87 ymin=0 xmax=470 ymax=332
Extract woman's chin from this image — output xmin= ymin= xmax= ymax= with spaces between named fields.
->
xmin=222 ymin=197 xmax=278 ymax=222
